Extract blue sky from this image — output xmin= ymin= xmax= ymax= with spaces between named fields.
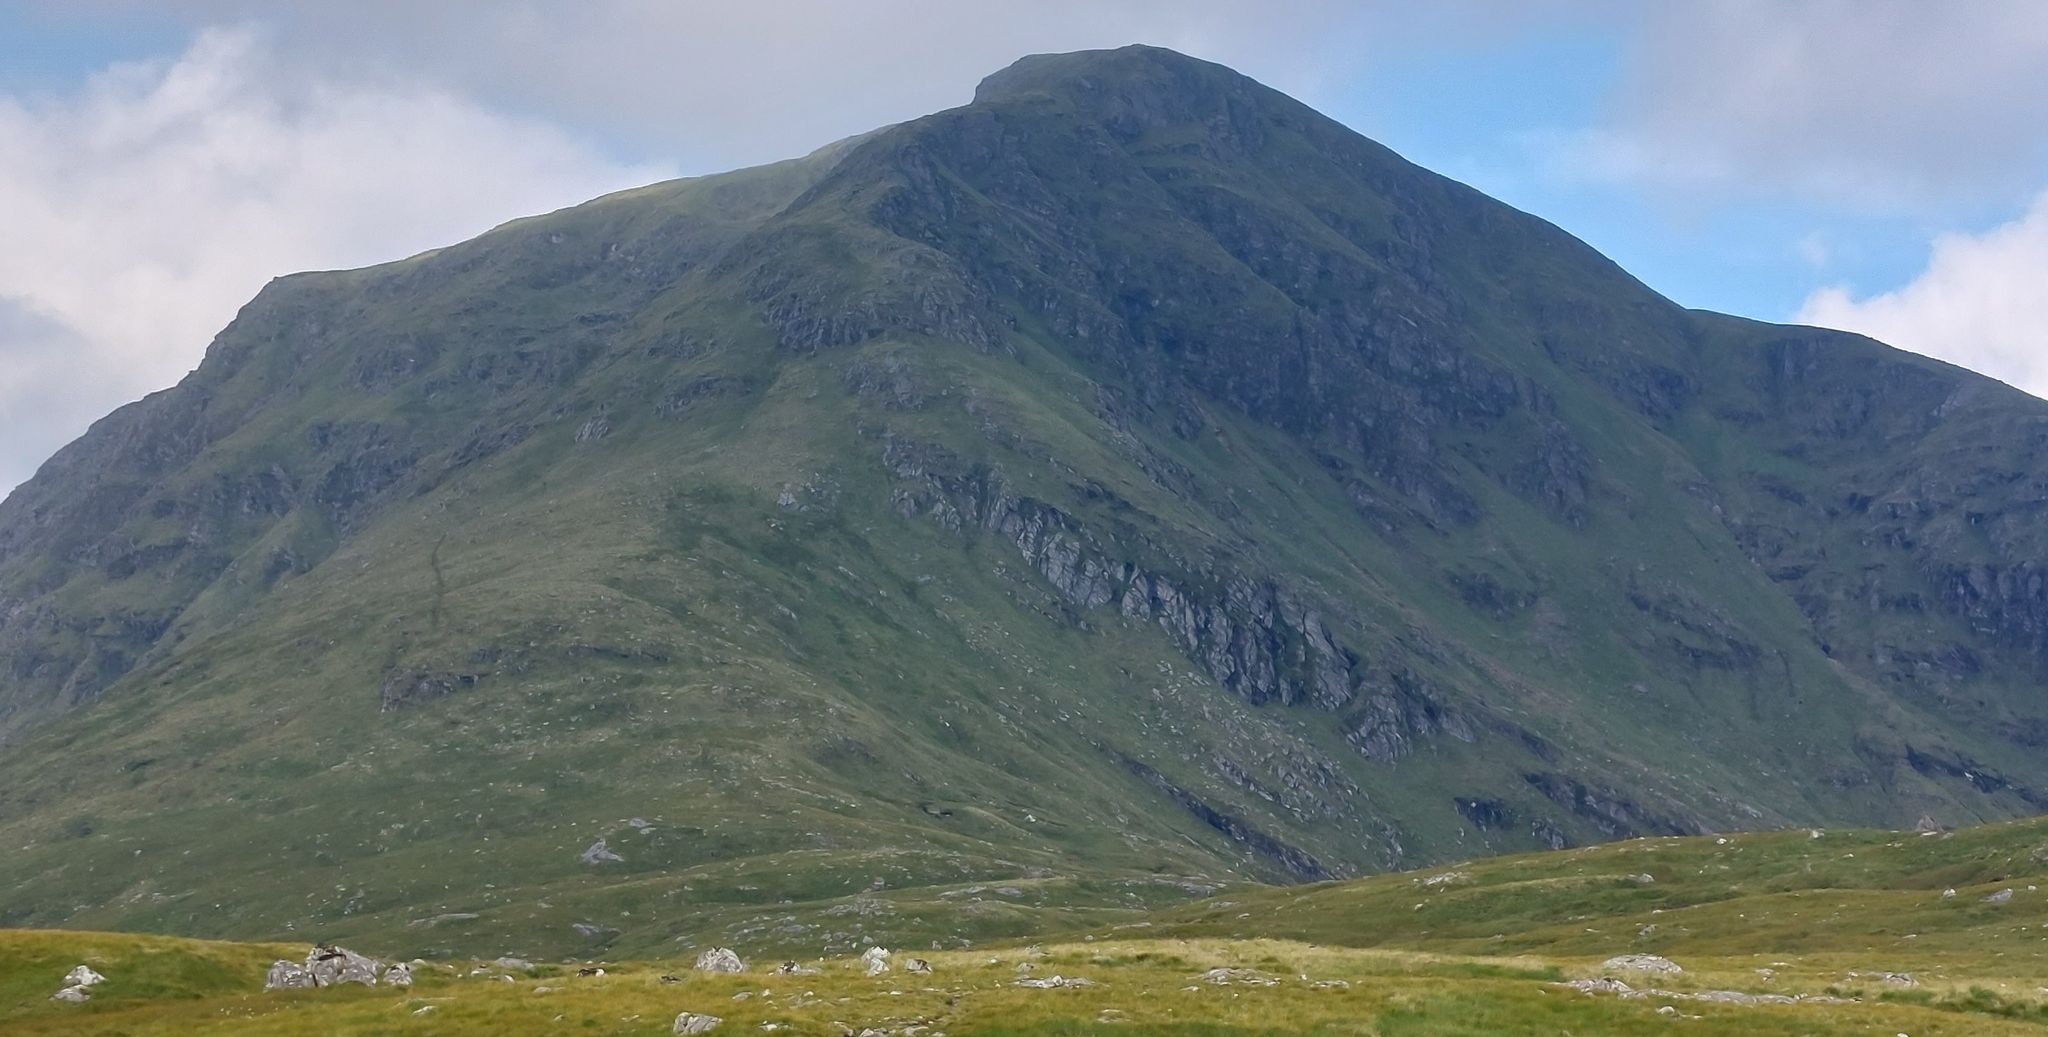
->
xmin=2 ymin=2 xmax=2045 ymax=492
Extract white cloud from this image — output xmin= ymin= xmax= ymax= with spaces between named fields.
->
xmin=1798 ymin=193 xmax=2048 ymax=397
xmin=0 ymin=26 xmax=666 ymax=493
xmin=1563 ymin=0 xmax=2048 ymax=209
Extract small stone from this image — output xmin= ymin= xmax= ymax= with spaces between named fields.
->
xmin=675 ymin=1012 xmax=723 ymax=1035
xmin=1017 ymin=974 xmax=1096 ymax=989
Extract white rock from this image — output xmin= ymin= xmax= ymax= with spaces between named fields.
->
xmin=264 ymin=960 xmax=316 ymax=990
xmin=51 ymin=985 xmax=91 ymax=1003
xmin=861 ymin=946 xmax=890 ymax=977
xmin=695 ymin=948 xmax=745 ymax=973
xmin=675 ymin=1011 xmax=724 ymax=1035
xmin=1601 ymin=954 xmax=1683 ymax=975
xmin=306 ymin=945 xmax=382 ymax=987
xmin=64 ymin=965 xmax=106 ymax=988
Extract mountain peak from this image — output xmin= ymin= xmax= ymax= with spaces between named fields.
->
xmin=971 ymin=44 xmax=1267 ymax=116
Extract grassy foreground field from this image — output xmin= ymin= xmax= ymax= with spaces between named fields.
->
xmin=14 ymin=817 xmax=2048 ymax=1035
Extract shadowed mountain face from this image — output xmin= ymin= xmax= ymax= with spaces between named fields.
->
xmin=3 ymin=45 xmax=2047 ymax=957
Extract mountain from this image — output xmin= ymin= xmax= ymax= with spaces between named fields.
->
xmin=4 ymin=45 xmax=2048 ymax=960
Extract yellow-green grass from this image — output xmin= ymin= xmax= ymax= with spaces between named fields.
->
xmin=6 ymin=932 xmax=2043 ymax=1037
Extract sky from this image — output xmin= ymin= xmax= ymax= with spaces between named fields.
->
xmin=2 ymin=1 xmax=2045 ymax=494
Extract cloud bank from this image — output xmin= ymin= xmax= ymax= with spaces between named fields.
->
xmin=0 ymin=26 xmax=664 ymax=492
xmin=1578 ymin=0 xmax=2048 ymax=208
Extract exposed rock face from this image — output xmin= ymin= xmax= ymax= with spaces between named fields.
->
xmin=883 ymin=438 xmax=1365 ymax=711
xmin=1117 ymin=753 xmax=1331 ymax=880
xmin=694 ymin=947 xmax=745 ymax=973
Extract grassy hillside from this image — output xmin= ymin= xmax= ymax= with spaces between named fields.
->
xmin=13 ymin=818 xmax=2048 ymax=1035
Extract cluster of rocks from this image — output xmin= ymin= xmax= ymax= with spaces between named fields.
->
xmin=1563 ymin=976 xmax=1850 ymax=1007
xmin=264 ymin=945 xmax=414 ymax=990
xmin=1016 ymin=974 xmax=1096 ymax=989
xmin=1194 ymin=967 xmax=1278 ymax=986
xmin=1599 ymin=954 xmax=1683 ymax=975
xmin=49 ymin=964 xmax=104 ymax=1003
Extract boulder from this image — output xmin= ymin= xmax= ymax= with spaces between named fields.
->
xmin=581 ymin=839 xmax=625 ymax=864
xmin=694 ymin=947 xmax=745 ymax=973
xmin=306 ymin=945 xmax=383 ymax=987
xmin=860 ymin=946 xmax=890 ymax=976
xmin=904 ymin=957 xmax=932 ymax=974
xmin=63 ymin=965 xmax=106 ymax=988
xmin=385 ymin=962 xmax=415 ymax=987
xmin=495 ymin=956 xmax=536 ymax=971
xmin=51 ymin=985 xmax=90 ymax=1003
xmin=265 ymin=960 xmax=317 ymax=990
xmin=674 ymin=1012 xmax=723 ymax=1035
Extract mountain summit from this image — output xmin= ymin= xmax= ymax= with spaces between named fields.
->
xmin=4 ymin=46 xmax=2047 ymax=956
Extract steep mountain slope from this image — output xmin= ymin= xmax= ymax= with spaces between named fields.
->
xmin=3 ymin=46 xmax=2047 ymax=959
